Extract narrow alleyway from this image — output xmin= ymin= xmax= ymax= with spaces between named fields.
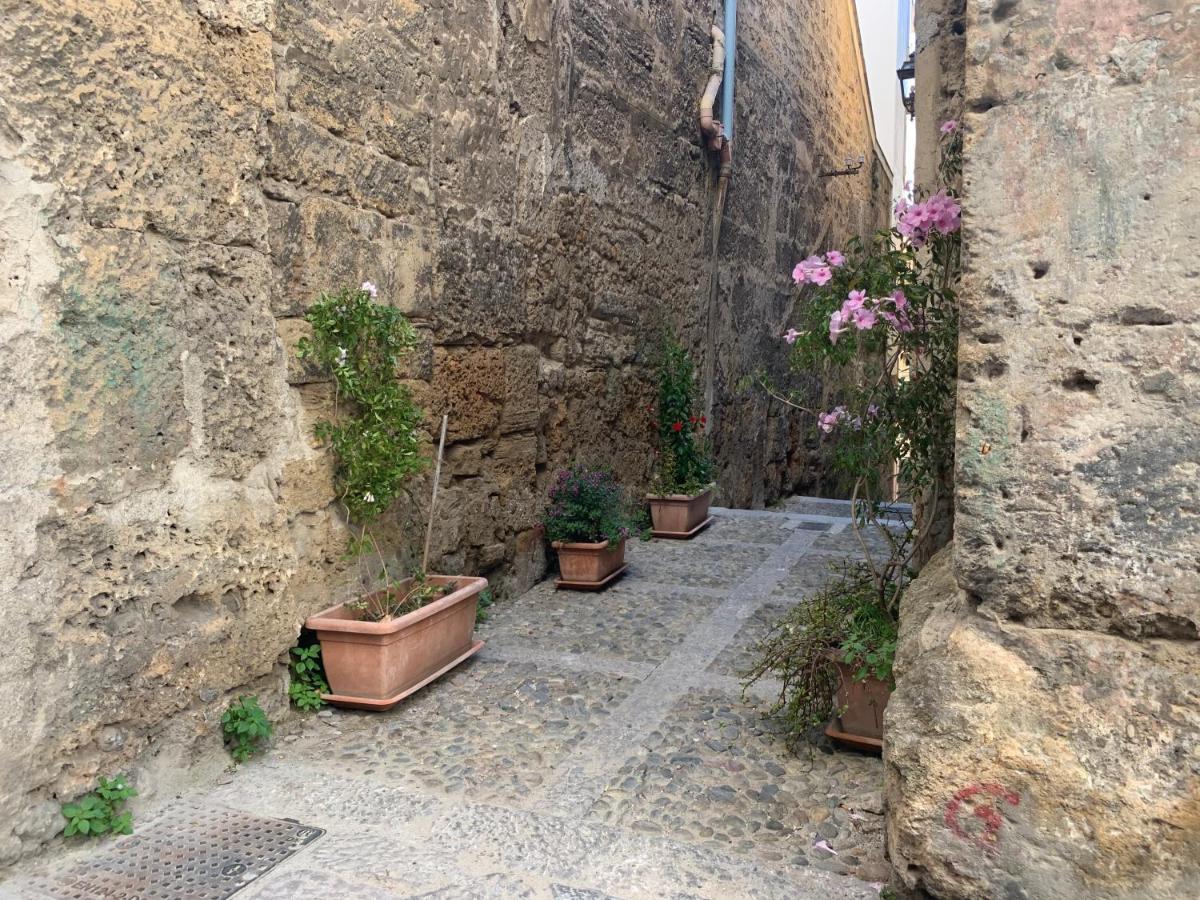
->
xmin=8 ymin=502 xmax=892 ymax=900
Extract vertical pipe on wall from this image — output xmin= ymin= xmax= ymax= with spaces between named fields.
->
xmin=721 ymin=0 xmax=737 ymax=142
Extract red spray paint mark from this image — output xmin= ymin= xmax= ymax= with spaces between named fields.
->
xmin=944 ymin=783 xmax=1020 ymax=854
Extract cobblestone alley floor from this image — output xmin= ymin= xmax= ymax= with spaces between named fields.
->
xmin=6 ymin=501 xmax=892 ymax=900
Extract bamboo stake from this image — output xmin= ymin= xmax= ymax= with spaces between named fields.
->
xmin=422 ymin=414 xmax=449 ymax=574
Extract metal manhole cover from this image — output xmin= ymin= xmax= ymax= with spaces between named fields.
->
xmin=20 ymin=804 xmax=323 ymax=899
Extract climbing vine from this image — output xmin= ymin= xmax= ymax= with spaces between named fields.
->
xmin=296 ymin=282 xmax=427 ymax=525
xmin=651 ymin=337 xmax=714 ymax=496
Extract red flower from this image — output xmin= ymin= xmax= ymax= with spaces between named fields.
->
xmin=700 ymin=416 xmax=707 ymax=424
xmin=672 ymin=421 xmax=683 ymax=432
xmin=689 ymin=416 xmax=697 ymax=424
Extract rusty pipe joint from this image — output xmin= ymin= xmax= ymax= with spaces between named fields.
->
xmin=699 ymin=24 xmax=726 ymax=151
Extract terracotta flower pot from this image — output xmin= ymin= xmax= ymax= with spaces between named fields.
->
xmin=647 ymin=487 xmax=713 ymax=538
xmin=824 ymin=656 xmax=892 ymax=753
xmin=552 ymin=537 xmax=627 ymax=589
xmin=305 ymin=575 xmax=487 ymax=710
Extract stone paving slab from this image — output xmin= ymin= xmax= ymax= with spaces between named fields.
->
xmin=285 ymin=659 xmax=633 ymax=804
xmin=2 ymin=500 xmax=886 ymax=900
xmin=707 ymin=603 xmax=794 ymax=678
xmin=583 ymin=689 xmax=887 ymax=882
xmin=624 ymin=539 xmax=774 ymax=589
xmin=481 ymin=581 xmax=722 ymax=665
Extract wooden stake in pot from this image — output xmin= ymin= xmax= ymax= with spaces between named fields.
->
xmin=422 ymin=414 xmax=449 ymax=574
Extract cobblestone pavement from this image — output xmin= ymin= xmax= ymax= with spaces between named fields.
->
xmin=5 ymin=503 xmax=893 ymax=899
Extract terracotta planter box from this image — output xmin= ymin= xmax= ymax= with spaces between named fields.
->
xmin=552 ymin=537 xmax=627 ymax=589
xmin=647 ymin=488 xmax=713 ymax=538
xmin=306 ymin=575 xmax=487 ymax=710
xmin=825 ymin=656 xmax=892 ymax=753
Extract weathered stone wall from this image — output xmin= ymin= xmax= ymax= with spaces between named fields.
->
xmin=0 ymin=0 xmax=888 ymax=867
xmin=885 ymin=1 xmax=1200 ymax=897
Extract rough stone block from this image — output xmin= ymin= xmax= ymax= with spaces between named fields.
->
xmin=885 ymin=550 xmax=1200 ymax=899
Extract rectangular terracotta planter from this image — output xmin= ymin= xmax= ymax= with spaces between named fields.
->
xmin=825 ymin=656 xmax=892 ymax=753
xmin=306 ymin=575 xmax=487 ymax=710
xmin=647 ymin=487 xmax=713 ymax=537
xmin=552 ymin=537 xmax=626 ymax=587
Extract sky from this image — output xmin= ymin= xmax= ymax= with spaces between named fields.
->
xmin=854 ymin=0 xmax=914 ymax=197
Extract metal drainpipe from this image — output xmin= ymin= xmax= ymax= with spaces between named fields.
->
xmin=721 ymin=0 xmax=737 ymax=146
xmin=702 ymin=1 xmax=736 ymax=428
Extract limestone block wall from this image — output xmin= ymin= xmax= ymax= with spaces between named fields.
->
xmin=0 ymin=0 xmax=888 ymax=867
xmin=885 ymin=2 xmax=1199 ymax=897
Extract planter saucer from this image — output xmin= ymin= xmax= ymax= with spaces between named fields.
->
xmin=555 ymin=563 xmax=629 ymax=591
xmin=651 ymin=516 xmax=714 ymax=540
xmin=321 ymin=639 xmax=485 ymax=711
xmin=824 ymin=722 xmax=883 ymax=754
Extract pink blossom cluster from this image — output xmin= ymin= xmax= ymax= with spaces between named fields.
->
xmin=893 ymin=190 xmax=961 ymax=247
xmin=828 ymin=289 xmax=913 ymax=344
xmin=817 ymin=405 xmax=863 ymax=433
xmin=791 ymin=249 xmax=845 ymax=286
xmin=818 ymin=402 xmax=881 ymax=434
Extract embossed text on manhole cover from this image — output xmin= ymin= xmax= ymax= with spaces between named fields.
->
xmin=21 ymin=803 xmax=323 ymax=899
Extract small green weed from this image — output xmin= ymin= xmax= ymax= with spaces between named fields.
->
xmin=475 ymin=588 xmax=495 ymax=624
xmin=61 ymin=774 xmax=136 ymax=838
xmin=288 ymin=645 xmax=328 ymax=711
xmin=222 ymin=695 xmax=272 ymax=763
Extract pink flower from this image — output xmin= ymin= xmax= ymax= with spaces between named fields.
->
xmin=791 ymin=262 xmax=808 ymax=284
xmin=809 ymin=266 xmax=833 ymax=286
xmin=940 ymin=119 xmax=959 ymax=134
xmin=817 ymin=406 xmax=847 ymax=433
xmin=844 ymin=289 xmax=867 ymax=311
xmin=868 ymin=403 xmax=879 ymax=417
xmin=825 ymin=250 xmax=845 ymax=267
xmin=361 ymin=280 xmax=378 ymax=298
xmin=852 ymin=306 xmax=877 ymax=330
xmin=784 ymin=328 xmax=800 ymax=344
xmin=891 ymin=289 xmax=908 ymax=311
xmin=829 ymin=310 xmax=848 ymax=344
xmin=802 ymin=254 xmax=824 ymax=269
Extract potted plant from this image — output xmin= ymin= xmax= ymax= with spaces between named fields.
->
xmin=745 ymin=565 xmax=897 ymax=751
xmin=296 ymin=282 xmax=487 ymax=710
xmin=543 ymin=464 xmax=635 ymax=589
xmin=646 ymin=337 xmax=715 ymax=538
xmin=745 ymin=123 xmax=962 ymax=751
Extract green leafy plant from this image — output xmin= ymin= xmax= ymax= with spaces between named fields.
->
xmin=541 ymin=464 xmax=637 ymax=545
xmin=475 ymin=588 xmax=495 ymax=624
xmin=743 ymin=566 xmax=898 ymax=750
xmin=650 ymin=337 xmax=714 ymax=495
xmin=288 ymin=644 xmax=329 ymax=711
xmin=221 ymin=695 xmax=272 ymax=763
xmin=345 ymin=569 xmax=456 ymax=623
xmin=61 ymin=774 xmax=136 ymax=838
xmin=295 ymin=282 xmax=427 ymax=526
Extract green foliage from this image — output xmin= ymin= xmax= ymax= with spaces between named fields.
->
xmin=784 ymin=225 xmax=958 ymax=504
xmin=742 ymin=567 xmax=898 ymax=750
xmin=651 ymin=337 xmax=714 ymax=495
xmin=288 ymin=644 xmax=328 ymax=711
xmin=345 ymin=569 xmax=456 ymax=623
xmin=541 ymin=464 xmax=637 ymax=545
xmin=61 ymin=775 xmax=136 ymax=838
xmin=475 ymin=588 xmax=495 ymax=624
xmin=295 ymin=284 xmax=427 ymax=524
xmin=221 ymin=695 xmax=272 ymax=763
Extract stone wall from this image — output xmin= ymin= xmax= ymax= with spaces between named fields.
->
xmin=885 ymin=1 xmax=1200 ymax=897
xmin=0 ymin=0 xmax=888 ymax=866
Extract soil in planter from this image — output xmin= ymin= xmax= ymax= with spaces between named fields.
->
xmin=347 ymin=576 xmax=455 ymax=622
